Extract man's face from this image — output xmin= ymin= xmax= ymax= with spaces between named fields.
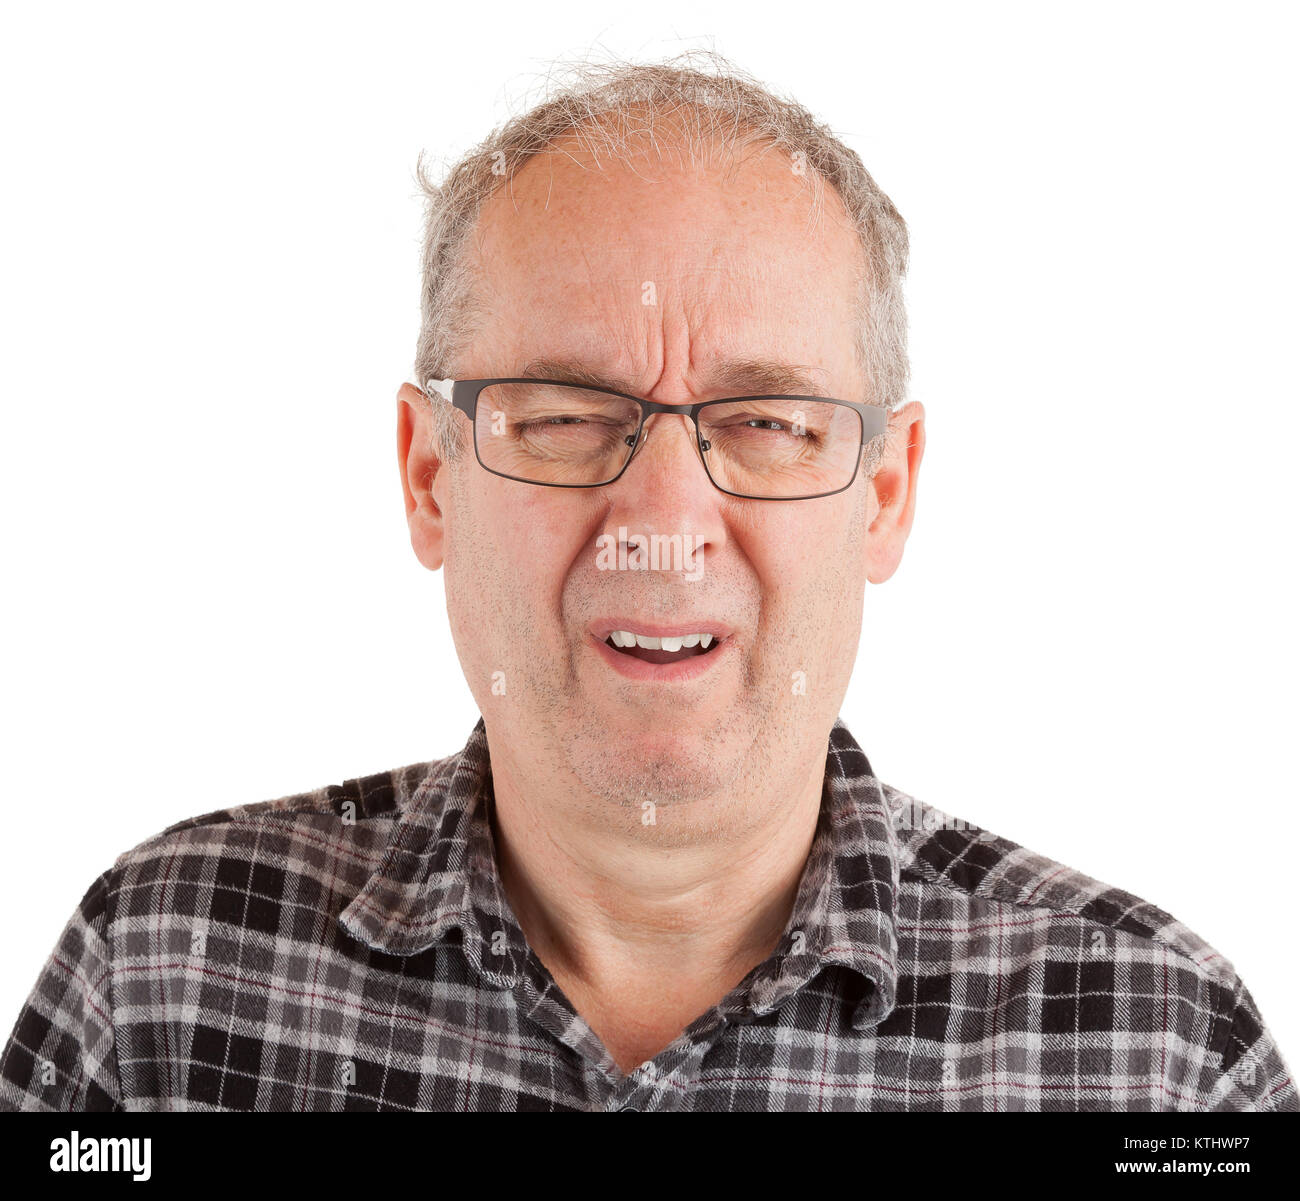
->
xmin=399 ymin=133 xmax=923 ymax=824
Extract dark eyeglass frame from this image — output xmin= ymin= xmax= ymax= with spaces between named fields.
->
xmin=424 ymin=376 xmax=889 ymax=501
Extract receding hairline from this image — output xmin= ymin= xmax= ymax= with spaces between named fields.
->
xmin=456 ymin=126 xmax=874 ymax=396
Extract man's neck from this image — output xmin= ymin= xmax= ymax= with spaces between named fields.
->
xmin=487 ymin=739 xmax=827 ymax=1072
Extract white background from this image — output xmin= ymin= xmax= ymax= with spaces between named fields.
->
xmin=2 ymin=1 xmax=1297 ymax=1076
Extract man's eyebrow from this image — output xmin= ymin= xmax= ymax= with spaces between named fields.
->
xmin=516 ymin=356 xmax=830 ymax=398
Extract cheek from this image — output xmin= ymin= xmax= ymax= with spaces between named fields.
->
xmin=752 ymin=512 xmax=865 ymax=647
xmin=449 ymin=483 xmax=585 ymax=628
xmin=754 ymin=505 xmax=855 ymax=584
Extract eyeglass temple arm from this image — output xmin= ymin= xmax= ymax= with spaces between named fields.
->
xmin=425 ymin=378 xmax=455 ymax=403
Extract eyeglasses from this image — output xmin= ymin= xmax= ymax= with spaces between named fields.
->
xmin=424 ymin=377 xmax=888 ymax=501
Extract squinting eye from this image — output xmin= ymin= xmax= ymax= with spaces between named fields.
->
xmin=516 ymin=415 xmax=623 ymax=432
xmin=728 ymin=417 xmax=821 ymax=442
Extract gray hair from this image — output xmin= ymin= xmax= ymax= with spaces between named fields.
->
xmin=413 ymin=49 xmax=909 ymax=477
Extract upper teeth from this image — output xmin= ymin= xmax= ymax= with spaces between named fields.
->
xmin=609 ymin=631 xmax=715 ymax=651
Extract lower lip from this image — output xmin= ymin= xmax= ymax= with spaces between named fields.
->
xmin=588 ymin=634 xmax=732 ymax=683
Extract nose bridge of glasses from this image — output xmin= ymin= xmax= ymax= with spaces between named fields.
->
xmin=632 ymin=405 xmax=704 ymax=455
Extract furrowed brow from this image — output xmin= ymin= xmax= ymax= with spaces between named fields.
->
xmin=517 ymin=356 xmax=829 ymax=398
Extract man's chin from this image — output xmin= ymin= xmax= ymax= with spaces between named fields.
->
xmin=566 ymin=724 xmax=733 ymax=809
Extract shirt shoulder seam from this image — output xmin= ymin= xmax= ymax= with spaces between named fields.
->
xmin=898 ymin=855 xmax=1237 ymax=994
xmin=108 ymin=756 xmax=450 ymax=863
xmin=885 ymin=797 xmax=1240 ymax=993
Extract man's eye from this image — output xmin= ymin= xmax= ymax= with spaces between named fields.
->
xmin=732 ymin=417 xmax=821 ymax=442
xmin=516 ymin=414 xmax=612 ymax=428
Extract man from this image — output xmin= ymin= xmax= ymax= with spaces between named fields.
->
xmin=2 ymin=53 xmax=1294 ymax=1112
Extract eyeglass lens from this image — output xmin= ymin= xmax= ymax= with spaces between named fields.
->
xmin=471 ymin=381 xmax=864 ymax=499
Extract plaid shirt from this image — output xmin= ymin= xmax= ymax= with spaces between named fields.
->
xmin=2 ymin=717 xmax=1295 ymax=1112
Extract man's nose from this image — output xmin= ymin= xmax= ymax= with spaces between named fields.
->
xmin=606 ymin=409 xmax=727 ymax=543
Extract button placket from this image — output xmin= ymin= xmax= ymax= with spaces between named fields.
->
xmin=608 ymin=1059 xmax=661 ymax=1112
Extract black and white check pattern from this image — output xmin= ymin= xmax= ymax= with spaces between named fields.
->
xmin=2 ymin=717 xmax=1295 ymax=1111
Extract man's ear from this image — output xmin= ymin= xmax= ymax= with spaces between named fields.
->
xmin=397 ymin=382 xmax=446 ymax=571
xmin=863 ymin=400 xmax=925 ymax=585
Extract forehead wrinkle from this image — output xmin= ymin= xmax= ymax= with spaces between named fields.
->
xmin=516 ymin=354 xmax=829 ymax=399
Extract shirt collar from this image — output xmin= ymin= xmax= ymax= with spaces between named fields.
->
xmin=338 ymin=716 xmax=900 ymax=1029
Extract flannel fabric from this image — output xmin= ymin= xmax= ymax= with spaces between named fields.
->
xmin=2 ymin=717 xmax=1294 ymax=1111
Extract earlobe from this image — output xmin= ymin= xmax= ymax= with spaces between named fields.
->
xmin=396 ymin=383 xmax=446 ymax=572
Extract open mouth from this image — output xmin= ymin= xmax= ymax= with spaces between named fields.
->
xmin=603 ymin=631 xmax=725 ymax=666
